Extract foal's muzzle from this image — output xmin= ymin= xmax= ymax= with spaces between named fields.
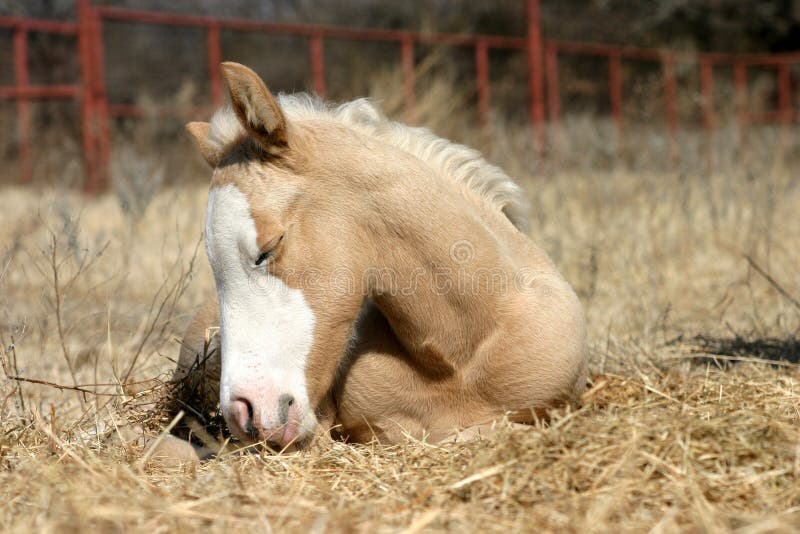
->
xmin=225 ymin=389 xmax=304 ymax=448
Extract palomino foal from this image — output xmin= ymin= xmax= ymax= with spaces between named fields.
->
xmin=181 ymin=62 xmax=587 ymax=449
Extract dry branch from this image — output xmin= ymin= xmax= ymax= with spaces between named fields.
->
xmin=744 ymin=254 xmax=800 ymax=313
xmin=121 ymin=235 xmax=202 ymax=383
xmin=4 ymin=374 xmax=120 ymax=396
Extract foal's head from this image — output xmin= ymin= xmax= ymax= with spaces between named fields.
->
xmin=187 ymin=63 xmax=384 ymax=448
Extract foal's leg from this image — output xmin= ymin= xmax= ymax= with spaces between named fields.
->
xmin=439 ymin=422 xmax=533 ymax=443
xmin=333 ymin=302 xmax=504 ymax=444
xmin=175 ymin=298 xmax=520 ymax=448
xmin=141 ymin=296 xmax=221 ymax=465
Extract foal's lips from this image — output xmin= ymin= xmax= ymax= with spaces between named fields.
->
xmin=261 ymin=418 xmax=301 ymax=449
xmin=235 ymin=417 xmax=304 ymax=451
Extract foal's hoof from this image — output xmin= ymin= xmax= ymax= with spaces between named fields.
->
xmin=440 ymin=422 xmax=530 ymax=444
xmin=146 ymin=435 xmax=215 ymax=467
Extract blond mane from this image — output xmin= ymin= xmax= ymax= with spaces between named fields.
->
xmin=207 ymin=95 xmax=530 ymax=232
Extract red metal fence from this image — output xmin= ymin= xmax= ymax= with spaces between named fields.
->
xmin=1 ymin=0 xmax=798 ymax=191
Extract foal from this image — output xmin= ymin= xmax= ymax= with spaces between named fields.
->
xmin=179 ymin=62 xmax=587 ymax=448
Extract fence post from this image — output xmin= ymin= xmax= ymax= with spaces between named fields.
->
xmin=77 ymin=0 xmax=98 ymax=191
xmin=13 ymin=28 xmax=32 ymax=183
xmin=734 ymin=61 xmax=747 ymax=140
xmin=608 ymin=51 xmax=623 ymax=134
xmin=207 ymin=24 xmax=223 ymax=106
xmin=89 ymin=4 xmax=110 ymax=192
xmin=545 ymin=44 xmax=560 ymax=123
xmin=776 ymin=59 xmax=792 ymax=154
xmin=778 ymin=60 xmax=791 ymax=124
xmin=662 ymin=53 xmax=677 ymax=136
xmin=661 ymin=53 xmax=678 ymax=162
xmin=400 ymin=35 xmax=416 ymax=124
xmin=475 ymin=37 xmax=490 ymax=129
xmin=77 ymin=0 xmax=110 ymax=193
xmin=700 ymin=57 xmax=714 ymax=170
xmin=526 ymin=0 xmax=545 ymax=153
xmin=700 ymin=58 xmax=714 ymax=134
xmin=310 ymin=32 xmax=325 ymax=97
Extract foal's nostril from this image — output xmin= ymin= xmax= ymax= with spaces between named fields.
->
xmin=278 ymin=394 xmax=295 ymax=425
xmin=233 ymin=396 xmax=256 ymax=435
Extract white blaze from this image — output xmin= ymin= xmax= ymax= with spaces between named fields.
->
xmin=204 ymin=184 xmax=317 ymax=437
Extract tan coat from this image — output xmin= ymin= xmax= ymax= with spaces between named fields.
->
xmin=180 ymin=62 xmax=588 ymax=445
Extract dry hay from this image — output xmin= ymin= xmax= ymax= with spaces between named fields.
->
xmin=2 ymin=339 xmax=800 ymax=532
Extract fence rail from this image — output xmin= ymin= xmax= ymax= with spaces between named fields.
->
xmin=1 ymin=0 xmax=798 ymax=191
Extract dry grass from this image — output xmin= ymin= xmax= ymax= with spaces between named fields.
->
xmin=2 ymin=366 xmax=799 ymax=532
xmin=2 ymin=99 xmax=800 ymax=531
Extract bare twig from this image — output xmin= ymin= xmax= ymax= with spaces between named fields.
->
xmin=744 ymin=254 xmax=800 ymax=313
xmin=122 ymin=235 xmax=201 ymax=383
xmin=47 ymin=231 xmax=81 ymax=400
xmin=448 ymin=461 xmax=516 ymax=490
xmin=1 ymin=335 xmax=27 ymax=416
xmin=0 ymin=254 xmax=11 ymax=283
xmin=31 ymin=407 xmax=100 ymax=476
xmin=5 ymin=374 xmax=120 ymax=396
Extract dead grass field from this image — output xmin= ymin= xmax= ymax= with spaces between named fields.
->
xmin=1 ymin=116 xmax=800 ymax=532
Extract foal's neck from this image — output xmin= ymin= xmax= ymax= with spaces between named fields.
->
xmin=359 ymin=170 xmax=537 ymax=375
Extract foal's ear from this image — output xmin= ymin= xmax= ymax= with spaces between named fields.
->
xmin=185 ymin=121 xmax=222 ymax=168
xmin=220 ymin=62 xmax=288 ymax=150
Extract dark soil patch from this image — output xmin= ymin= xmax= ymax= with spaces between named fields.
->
xmin=670 ymin=334 xmax=800 ymax=367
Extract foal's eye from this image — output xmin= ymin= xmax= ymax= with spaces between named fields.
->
xmin=254 ymin=235 xmax=283 ymax=267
